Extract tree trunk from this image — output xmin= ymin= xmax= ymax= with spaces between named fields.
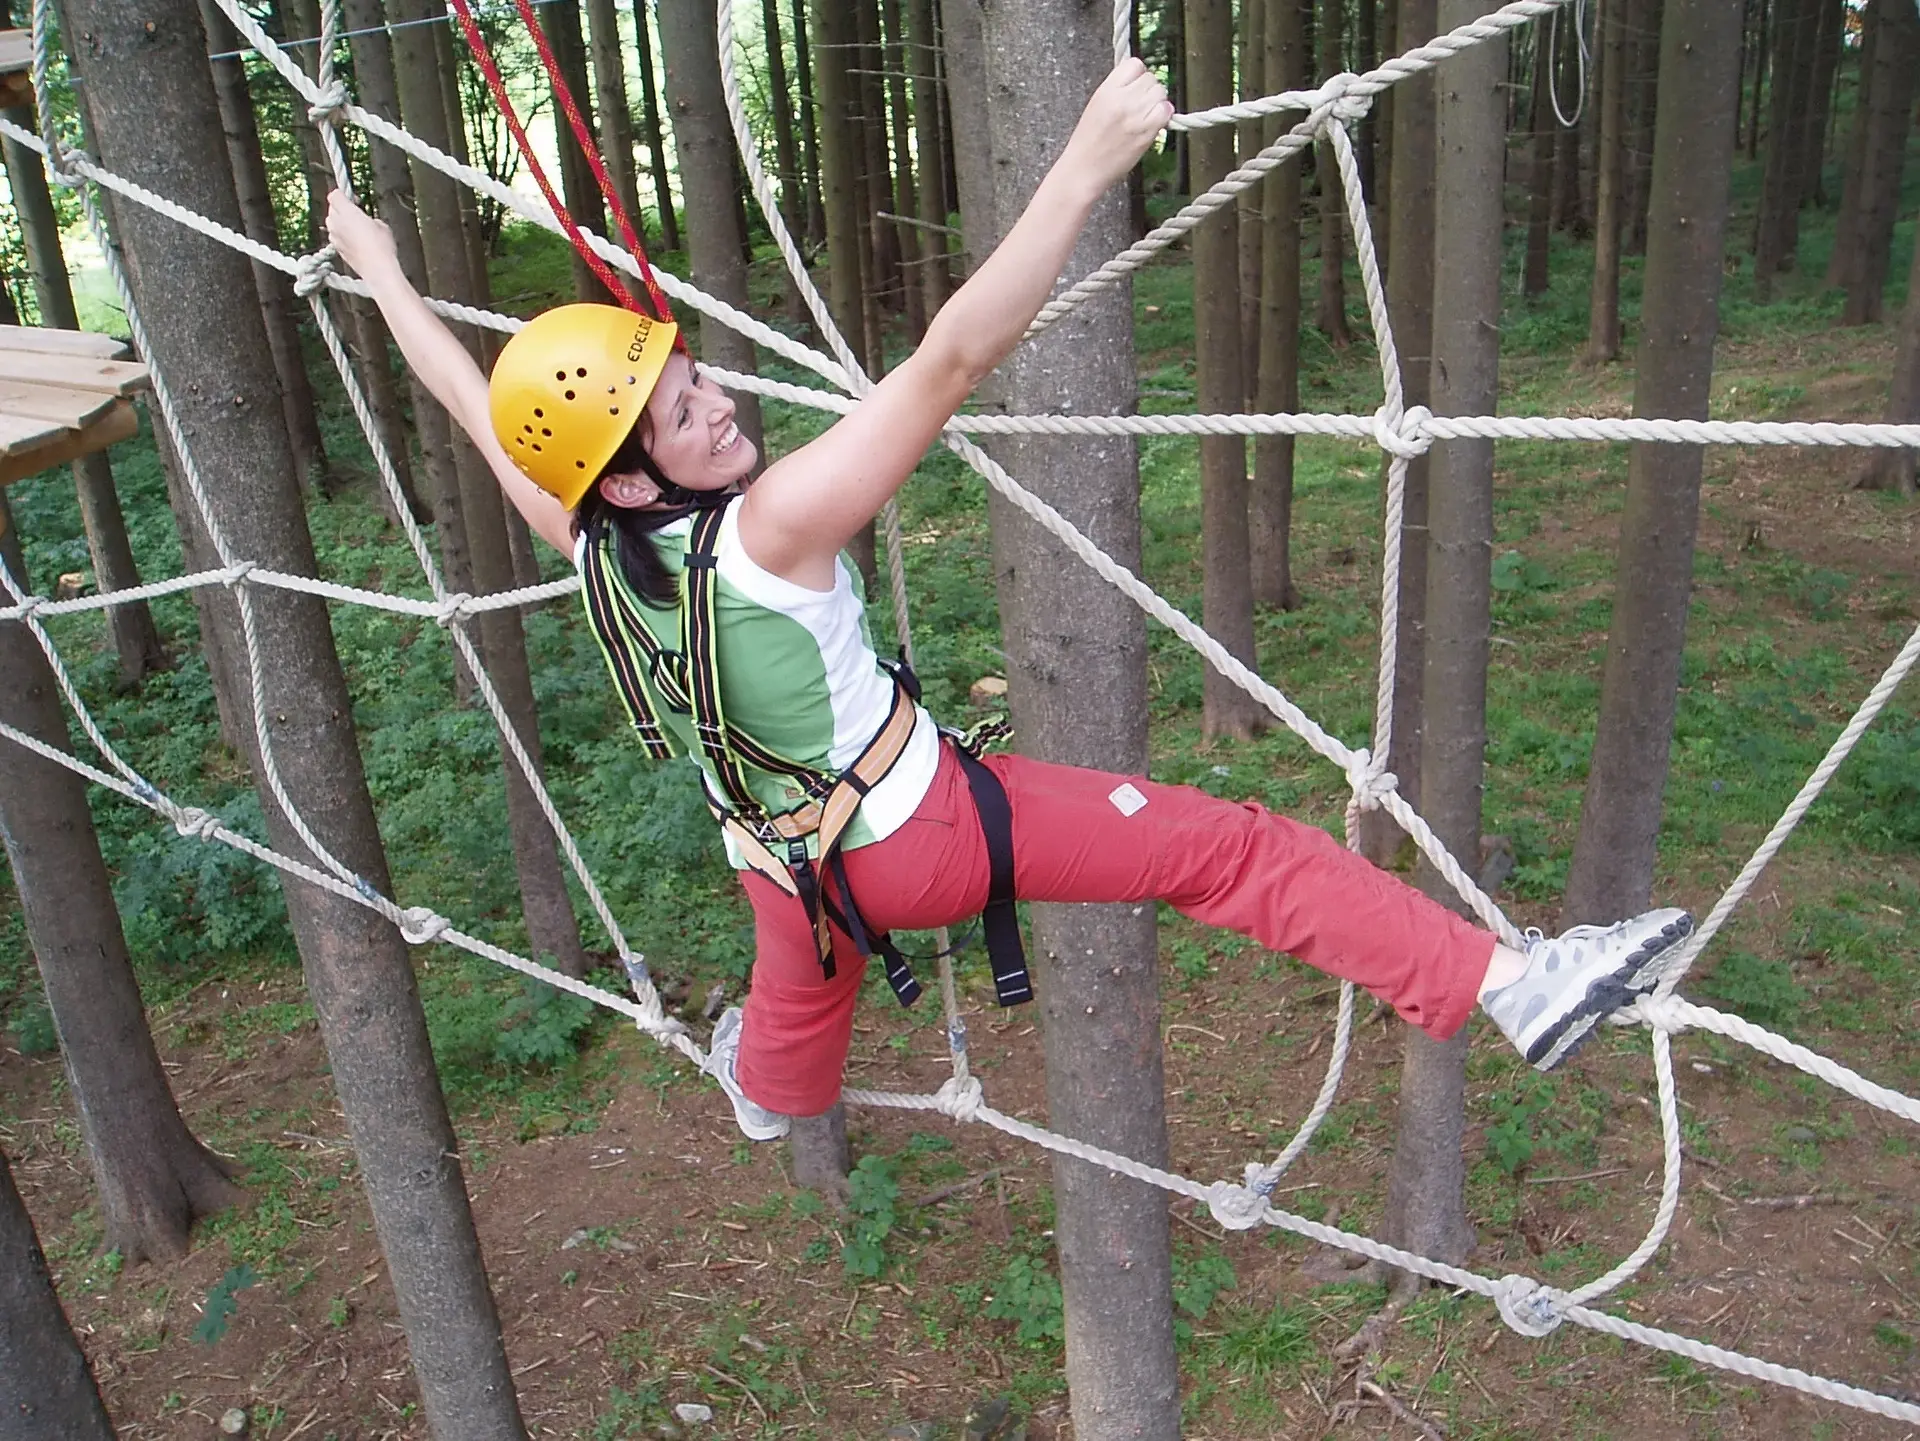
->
xmin=789 ymin=0 xmax=826 ymax=249
xmin=788 ymin=1105 xmax=853 ymax=1207
xmin=974 ymin=8 xmax=1178 ymax=1434
xmin=628 ymin=0 xmax=681 ymax=252
xmin=1524 ymin=31 xmax=1555 ymax=298
xmin=1827 ymin=0 xmax=1882 ymax=292
xmin=1251 ymin=0 xmax=1304 ymax=612
xmin=1315 ymin=0 xmax=1353 ymax=345
xmin=347 ymin=0 xmax=475 ymax=611
xmin=1620 ymin=0 xmax=1661 ymax=256
xmin=1236 ymin=0 xmax=1265 ymax=405
xmin=1550 ymin=8 xmax=1584 ymax=235
xmin=1801 ymin=0 xmax=1843 ymax=206
xmin=1190 ymin=0 xmax=1265 ymax=742
xmin=760 ymin=0 xmax=809 ymax=323
xmin=62 ymin=1 xmax=530 ymax=1430
xmin=392 ymin=0 xmax=592 ymax=980
xmin=854 ymin=0 xmax=902 ymax=320
xmin=1856 ymin=225 xmax=1920 ymax=497
xmin=1839 ymin=0 xmax=1917 ymax=326
xmin=1360 ymin=0 xmax=1436 ymax=869
xmin=585 ymin=0 xmax=645 ymax=253
xmin=879 ymin=0 xmax=925 ymax=339
xmin=0 ymin=499 xmax=245 ymax=1264
xmin=1753 ymin=0 xmax=1817 ymax=292
xmin=275 ymin=0 xmax=334 ymax=250
xmin=1745 ymin=0 xmax=1768 ymax=161
xmin=811 ymin=0 xmax=867 ymax=354
xmin=942 ymin=0 xmax=995 ymax=267
xmin=1374 ymin=0 xmax=1398 ymax=270
xmin=657 ymin=0 xmax=767 ymax=454
xmin=547 ymin=0 xmax=614 ymax=302
xmin=0 ymin=117 xmax=167 ymax=689
xmin=904 ymin=0 xmax=952 ymax=317
xmin=0 ymin=1142 xmax=114 ymax=1438
xmin=1586 ymin=0 xmax=1626 ymax=360
xmin=1562 ymin=0 xmax=1741 ymax=926
xmin=1379 ymin=0 xmax=1505 ymax=1283
xmin=197 ymin=0 xmax=330 ymax=497
xmin=1166 ymin=0 xmax=1190 ymax=194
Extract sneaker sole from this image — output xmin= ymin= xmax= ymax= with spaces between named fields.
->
xmin=1528 ymin=913 xmax=1696 ymax=1073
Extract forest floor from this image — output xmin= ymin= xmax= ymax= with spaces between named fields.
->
xmin=5 ymin=160 xmax=1920 ymax=1438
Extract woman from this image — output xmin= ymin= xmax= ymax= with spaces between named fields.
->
xmin=328 ymin=59 xmax=1691 ymax=1142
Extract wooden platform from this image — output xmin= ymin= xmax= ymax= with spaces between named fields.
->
xmin=0 ymin=30 xmax=32 ymax=112
xmin=0 ymin=325 xmax=147 ymax=486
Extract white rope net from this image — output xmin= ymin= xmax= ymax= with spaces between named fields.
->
xmin=1 ymin=0 xmax=1918 ymax=1420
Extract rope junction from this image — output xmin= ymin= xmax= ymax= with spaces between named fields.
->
xmin=2 ymin=0 xmax=1919 ymax=1420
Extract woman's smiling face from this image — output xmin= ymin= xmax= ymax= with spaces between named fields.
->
xmin=637 ymin=352 xmax=757 ymax=495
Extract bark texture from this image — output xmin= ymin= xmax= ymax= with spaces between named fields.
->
xmin=1250 ymin=0 xmax=1305 ymax=612
xmin=59 ymin=3 xmax=528 ymax=1430
xmin=1189 ymin=0 xmax=1265 ymax=740
xmin=1838 ymin=0 xmax=1916 ymax=326
xmin=1586 ymin=0 xmax=1627 ymax=360
xmin=1855 ymin=210 xmax=1919 ymax=496
xmin=971 ymin=7 xmax=1179 ymax=1435
xmin=1380 ymin=0 xmax=1507 ymax=1281
xmin=630 ymin=0 xmax=681 ymax=251
xmin=0 ymin=1143 xmax=115 ymax=1439
xmin=1562 ymin=0 xmax=1742 ymax=925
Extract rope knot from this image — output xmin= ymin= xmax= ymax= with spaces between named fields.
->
xmin=294 ymin=246 xmax=338 ymax=299
xmin=1204 ymin=1178 xmax=1270 ymax=1232
xmin=307 ymin=81 xmax=348 ymax=126
xmin=398 ymin=906 xmax=451 ymax=945
xmin=934 ymin=1074 xmax=984 ymax=1124
xmin=1342 ymin=747 xmax=1397 ymax=812
xmin=435 ymin=592 xmax=477 ymax=627
xmin=42 ymin=140 xmax=81 ymax=190
xmin=1372 ymin=404 xmax=1434 ymax=460
xmin=222 ymin=560 xmax=257 ymax=589
xmin=171 ymin=805 xmax=222 ymax=841
xmin=1493 ymin=1274 xmax=1564 ymax=1337
xmin=1318 ymin=71 xmax=1372 ymax=125
xmin=10 ymin=593 xmax=45 ymax=621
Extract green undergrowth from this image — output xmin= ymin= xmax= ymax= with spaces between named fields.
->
xmin=0 ymin=112 xmax=1916 ymax=1440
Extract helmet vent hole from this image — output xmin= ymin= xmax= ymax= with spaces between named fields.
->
xmin=575 ymin=459 xmax=586 ymax=469
xmin=515 ymin=437 xmax=524 ymax=446
xmin=541 ymin=427 xmax=552 ymax=437
xmin=522 ymin=423 xmax=532 ymax=433
xmin=564 ymin=390 xmax=576 ymax=400
xmin=609 ymin=406 xmax=619 ymax=416
xmin=627 ymin=375 xmax=636 ymax=384
xmin=555 ymin=370 xmax=566 ymax=381
xmin=533 ymin=407 xmax=544 ymax=418
xmin=576 ymin=367 xmax=587 ymax=378
xmin=531 ymin=443 xmax=543 ymax=452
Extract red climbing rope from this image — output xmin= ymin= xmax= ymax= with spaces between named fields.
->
xmin=446 ymin=0 xmax=677 ymax=330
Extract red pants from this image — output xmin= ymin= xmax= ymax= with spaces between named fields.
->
xmin=735 ymin=742 xmax=1497 ymax=1116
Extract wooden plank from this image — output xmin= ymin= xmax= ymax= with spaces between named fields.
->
xmin=0 ymin=350 xmax=148 ymax=396
xmin=0 ymin=381 xmax=117 ymax=430
xmin=0 ymin=412 xmax=68 ymax=454
xmin=0 ymin=29 xmax=31 ymax=75
xmin=0 ymin=325 xmax=130 ymax=360
xmin=0 ymin=399 xmax=138 ymax=485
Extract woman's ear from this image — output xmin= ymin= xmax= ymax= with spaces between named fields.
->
xmin=599 ymin=471 xmax=658 ymax=510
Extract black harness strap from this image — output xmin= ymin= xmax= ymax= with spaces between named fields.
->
xmin=952 ymin=745 xmax=1032 ymax=1007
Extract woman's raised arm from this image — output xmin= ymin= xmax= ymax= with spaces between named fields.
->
xmin=737 ymin=59 xmax=1172 ymax=588
xmin=325 ymin=192 xmax=575 ymax=555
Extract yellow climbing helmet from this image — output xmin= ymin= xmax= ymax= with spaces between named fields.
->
xmin=489 ymin=303 xmax=679 ymax=510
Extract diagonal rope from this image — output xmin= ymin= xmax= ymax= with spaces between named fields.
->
xmin=3 ymin=0 xmax=1919 ymax=1424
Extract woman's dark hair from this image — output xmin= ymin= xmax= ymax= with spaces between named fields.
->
xmin=571 ymin=419 xmax=682 ymax=608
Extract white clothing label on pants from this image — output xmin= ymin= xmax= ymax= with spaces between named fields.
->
xmin=1108 ymin=782 xmax=1148 ymax=817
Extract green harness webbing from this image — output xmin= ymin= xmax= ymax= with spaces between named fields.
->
xmin=577 ymin=500 xmax=1031 ymax=1010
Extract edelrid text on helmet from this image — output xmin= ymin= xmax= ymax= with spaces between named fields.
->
xmin=489 ymin=304 xmax=679 ymax=510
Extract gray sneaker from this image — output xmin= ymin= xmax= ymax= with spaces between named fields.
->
xmin=704 ymin=1007 xmax=790 ymax=1141
xmin=1483 ymin=908 xmax=1694 ymax=1071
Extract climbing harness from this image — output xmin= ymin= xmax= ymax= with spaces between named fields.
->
xmin=577 ymin=498 xmax=1032 ymax=1010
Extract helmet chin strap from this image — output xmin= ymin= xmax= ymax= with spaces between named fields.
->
xmin=634 ymin=446 xmax=733 ymax=512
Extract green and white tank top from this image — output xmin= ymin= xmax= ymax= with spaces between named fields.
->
xmin=573 ymin=504 xmax=942 ymax=864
